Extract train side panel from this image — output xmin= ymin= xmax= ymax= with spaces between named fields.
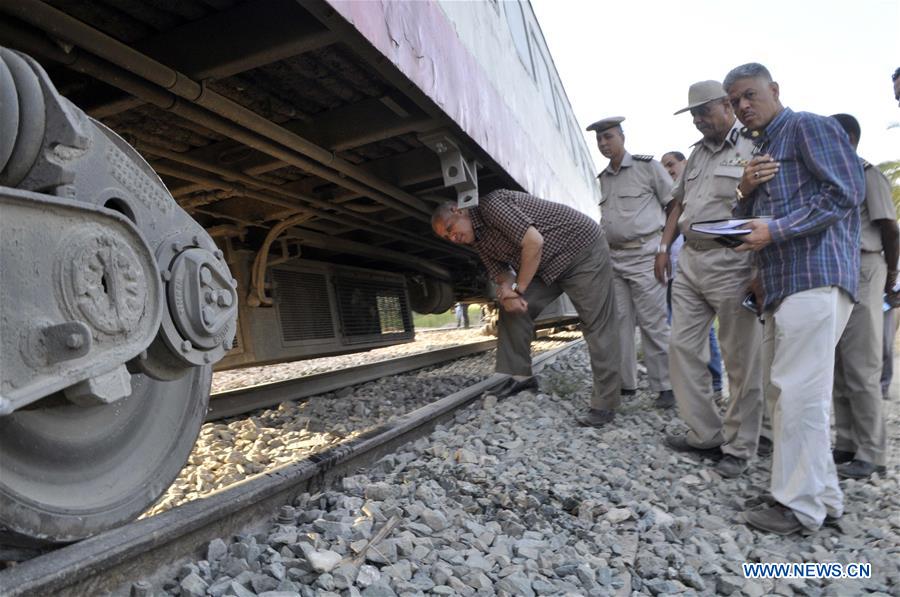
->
xmin=324 ymin=0 xmax=600 ymax=216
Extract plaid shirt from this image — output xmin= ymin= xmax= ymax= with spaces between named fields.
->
xmin=470 ymin=189 xmax=601 ymax=285
xmin=734 ymin=108 xmax=864 ymax=309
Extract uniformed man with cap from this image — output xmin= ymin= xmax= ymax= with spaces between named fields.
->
xmin=829 ymin=113 xmax=898 ymax=480
xmin=654 ymin=81 xmax=764 ymax=478
xmin=588 ymin=116 xmax=674 ymax=408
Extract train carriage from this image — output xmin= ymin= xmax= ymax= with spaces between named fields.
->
xmin=0 ymin=0 xmax=599 ymax=546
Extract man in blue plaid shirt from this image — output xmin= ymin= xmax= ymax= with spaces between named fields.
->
xmin=723 ymin=63 xmax=864 ymax=535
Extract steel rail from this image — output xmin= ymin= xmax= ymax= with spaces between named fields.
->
xmin=206 ymin=339 xmax=499 ymax=421
xmin=0 ymin=339 xmax=583 ymax=597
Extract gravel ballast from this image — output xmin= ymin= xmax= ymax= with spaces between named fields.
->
xmin=151 ymin=341 xmax=900 ymax=596
xmin=146 ymin=331 xmax=577 ymax=516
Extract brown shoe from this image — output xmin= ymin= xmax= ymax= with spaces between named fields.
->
xmin=576 ymin=409 xmax=615 ymax=427
xmin=741 ymin=503 xmax=803 ymax=535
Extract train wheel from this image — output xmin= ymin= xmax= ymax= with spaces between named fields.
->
xmin=0 ymin=366 xmax=211 ymax=545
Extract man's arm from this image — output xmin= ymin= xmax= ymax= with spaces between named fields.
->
xmin=879 ymin=219 xmax=899 ymax=292
xmin=655 ymin=198 xmax=683 ymax=285
xmin=650 ymin=160 xmax=676 ymax=209
xmin=514 ymin=226 xmax=544 ymax=294
xmin=766 ymin=115 xmax=865 ymax=244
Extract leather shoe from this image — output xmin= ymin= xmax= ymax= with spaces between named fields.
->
xmin=621 ymin=388 xmax=637 ymax=397
xmin=656 ymin=389 xmax=675 ymax=409
xmin=492 ymin=376 xmax=538 ymax=397
xmin=832 ymin=449 xmax=854 ymax=465
xmin=757 ymin=436 xmax=773 ymax=457
xmin=837 ymin=459 xmax=886 ymax=479
xmin=742 ymin=502 xmax=803 ymax=535
xmin=576 ymin=408 xmax=615 ymax=428
xmin=716 ymin=454 xmax=749 ymax=478
xmin=665 ymin=433 xmax=722 ymax=459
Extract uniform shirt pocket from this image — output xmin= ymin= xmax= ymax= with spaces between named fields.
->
xmin=713 ymin=164 xmax=743 ymax=205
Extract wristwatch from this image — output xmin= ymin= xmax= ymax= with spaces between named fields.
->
xmin=511 ymin=282 xmax=522 ymax=295
xmin=656 ymin=244 xmax=668 ymax=255
xmin=735 ymin=184 xmax=746 ymax=201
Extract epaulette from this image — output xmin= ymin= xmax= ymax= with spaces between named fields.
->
xmin=862 ymin=158 xmax=872 ymax=170
xmin=632 ymin=154 xmax=654 ymax=161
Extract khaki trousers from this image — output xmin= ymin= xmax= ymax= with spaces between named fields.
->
xmin=833 ymin=252 xmax=887 ymax=465
xmin=496 ymin=234 xmax=621 ymax=410
xmin=764 ymin=287 xmax=853 ymax=530
xmin=669 ymin=246 xmax=763 ymax=459
xmin=610 ymin=242 xmax=671 ymax=392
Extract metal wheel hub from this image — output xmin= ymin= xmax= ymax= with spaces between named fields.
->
xmin=165 ymin=245 xmax=238 ymax=363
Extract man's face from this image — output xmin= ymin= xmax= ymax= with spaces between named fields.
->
xmin=727 ymin=77 xmax=781 ymax=130
xmin=690 ymin=99 xmax=734 ymax=142
xmin=661 ymin=154 xmax=685 ymax=180
xmin=433 ymin=209 xmax=475 ymax=245
xmin=894 ymin=76 xmax=900 ymax=107
xmin=596 ymin=128 xmax=625 ymax=160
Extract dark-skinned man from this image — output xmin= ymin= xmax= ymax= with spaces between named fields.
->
xmin=431 ymin=190 xmax=620 ymax=427
xmin=588 ymin=117 xmax=674 ymax=409
xmin=829 ymin=113 xmax=898 ymax=479
xmin=724 ymin=63 xmax=864 ymax=535
xmin=654 ymin=81 xmax=764 ymax=478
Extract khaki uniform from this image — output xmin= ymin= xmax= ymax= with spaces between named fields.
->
xmin=599 ymin=152 xmax=672 ymax=392
xmin=833 ymin=162 xmax=894 ymax=466
xmin=668 ymin=122 xmax=763 ymax=460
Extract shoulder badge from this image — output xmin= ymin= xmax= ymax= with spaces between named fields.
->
xmin=862 ymin=158 xmax=872 ymax=170
xmin=632 ymin=154 xmax=654 ymax=162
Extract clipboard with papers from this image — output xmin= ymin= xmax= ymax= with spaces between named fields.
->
xmin=689 ymin=217 xmax=773 ymax=248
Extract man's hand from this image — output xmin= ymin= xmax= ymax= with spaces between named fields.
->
xmin=735 ymin=219 xmax=773 ymax=252
xmin=748 ymin=276 xmax=765 ymax=315
xmin=500 ymin=294 xmax=528 ymax=314
xmin=496 ymin=284 xmax=518 ymax=302
xmin=886 ymin=270 xmax=899 ymax=295
xmin=654 ymin=253 xmax=671 ymax=285
xmin=738 ymin=154 xmax=779 ymax=197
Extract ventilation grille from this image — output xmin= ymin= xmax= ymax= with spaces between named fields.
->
xmin=273 ymin=270 xmax=335 ymax=343
xmin=333 ymin=277 xmax=413 ymax=345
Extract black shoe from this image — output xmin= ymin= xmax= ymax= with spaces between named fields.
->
xmin=576 ymin=408 xmax=615 ymax=428
xmin=656 ymin=390 xmax=675 ymax=409
xmin=757 ymin=436 xmax=773 ymax=457
xmin=492 ymin=376 xmax=538 ymax=397
xmin=832 ymin=449 xmax=855 ymax=465
xmin=716 ymin=454 xmax=749 ymax=478
xmin=837 ymin=459 xmax=886 ymax=480
xmin=621 ymin=388 xmax=637 ymax=396
xmin=665 ymin=433 xmax=722 ymax=459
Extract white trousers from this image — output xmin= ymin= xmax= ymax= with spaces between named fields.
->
xmin=763 ymin=287 xmax=852 ymax=530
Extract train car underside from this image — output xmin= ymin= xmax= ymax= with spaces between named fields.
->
xmin=0 ymin=0 xmax=578 ymax=548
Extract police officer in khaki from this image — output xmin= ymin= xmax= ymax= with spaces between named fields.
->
xmin=588 ymin=116 xmax=674 ymax=408
xmin=830 ymin=113 xmax=899 ymax=479
xmin=654 ymin=81 xmax=764 ymax=478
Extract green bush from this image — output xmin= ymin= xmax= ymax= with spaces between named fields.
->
xmin=413 ymin=304 xmax=481 ymax=329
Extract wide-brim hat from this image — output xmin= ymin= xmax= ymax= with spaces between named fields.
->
xmin=586 ymin=116 xmax=625 ymax=133
xmin=674 ymin=81 xmax=727 ymax=115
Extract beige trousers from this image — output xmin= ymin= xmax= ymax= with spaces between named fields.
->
xmin=764 ymin=286 xmax=853 ymax=530
xmin=833 ymin=252 xmax=887 ymax=465
xmin=610 ymin=241 xmax=671 ymax=392
xmin=496 ymin=234 xmax=621 ymax=411
xmin=669 ymin=246 xmax=763 ymax=459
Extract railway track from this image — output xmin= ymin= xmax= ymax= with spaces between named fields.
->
xmin=0 ymin=338 xmax=584 ymax=596
xmin=205 ymin=339 xmax=499 ymax=421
